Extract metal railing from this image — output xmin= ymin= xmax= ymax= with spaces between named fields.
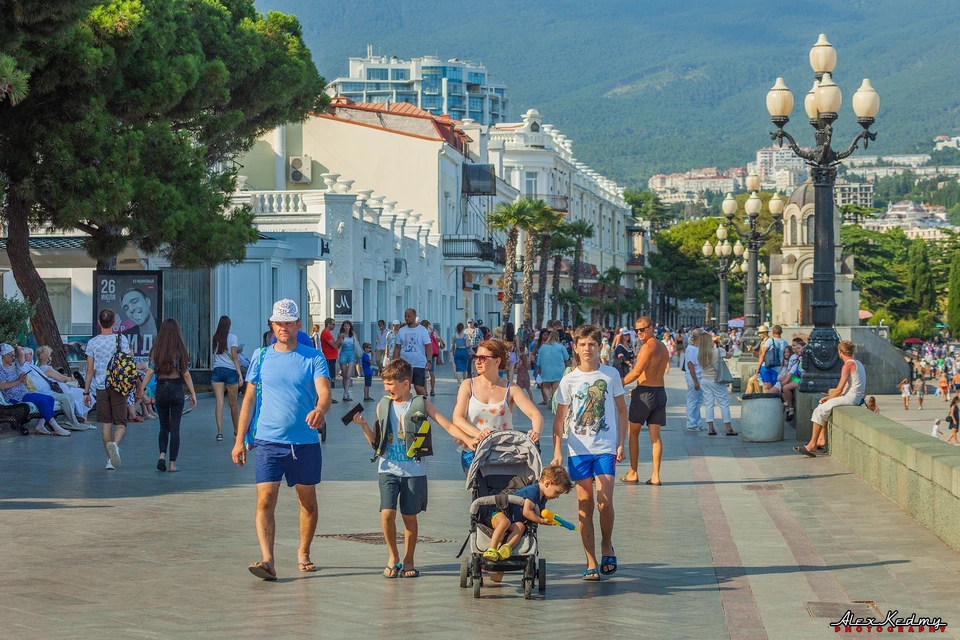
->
xmin=526 ymin=194 xmax=569 ymax=212
xmin=626 ymin=253 xmax=645 ymax=267
xmin=441 ymin=235 xmax=504 ymax=264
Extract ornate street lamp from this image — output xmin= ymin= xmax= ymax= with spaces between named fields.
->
xmin=702 ymin=225 xmax=745 ymax=334
xmin=721 ymin=188 xmax=784 ymax=360
xmin=766 ymin=33 xmax=880 ymax=392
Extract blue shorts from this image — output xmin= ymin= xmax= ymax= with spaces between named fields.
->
xmin=254 ymin=439 xmax=322 ymax=486
xmin=211 ymin=366 xmax=239 ymax=385
xmin=364 ymin=374 xmax=373 ymax=388
xmin=758 ymin=366 xmax=779 ymax=385
xmin=567 ymin=453 xmax=616 ymax=482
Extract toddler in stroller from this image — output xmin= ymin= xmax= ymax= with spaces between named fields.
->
xmin=460 ymin=429 xmax=571 ymax=599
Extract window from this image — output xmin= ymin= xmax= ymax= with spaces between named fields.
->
xmin=469 ymin=97 xmax=484 ymax=111
xmin=422 ymin=73 xmax=442 ymax=95
xmin=390 ymin=68 xmax=409 ymax=81
xmin=162 ymin=268 xmax=211 ymax=368
xmin=525 ymin=172 xmax=538 ymax=197
xmin=43 ymin=278 xmax=72 ymax=334
xmin=442 ymin=66 xmax=462 ymax=81
xmin=790 ymin=217 xmax=798 ymax=245
xmin=805 ymin=215 xmax=815 ymax=244
xmin=448 ymin=81 xmax=463 ymax=96
xmin=448 ymin=95 xmax=464 ymax=109
xmin=422 ymin=95 xmax=442 ymax=109
xmin=467 ymin=71 xmax=485 ymax=85
xmin=340 ymin=82 xmax=365 ymax=92
xmin=366 ymin=68 xmax=388 ymax=80
xmin=395 ymin=93 xmax=417 ymax=104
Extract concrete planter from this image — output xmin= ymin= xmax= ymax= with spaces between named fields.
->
xmin=740 ymin=392 xmax=784 ymax=442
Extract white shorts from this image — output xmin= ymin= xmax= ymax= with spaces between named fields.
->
xmin=811 ymin=395 xmax=858 ymax=426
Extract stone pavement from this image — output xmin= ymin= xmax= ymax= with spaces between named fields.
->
xmin=2 ymin=364 xmax=959 ymax=639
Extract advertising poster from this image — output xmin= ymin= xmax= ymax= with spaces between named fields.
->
xmin=93 ymin=271 xmax=163 ymax=363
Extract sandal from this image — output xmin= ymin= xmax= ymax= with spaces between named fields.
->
xmin=707 ymin=430 xmax=717 ymax=436
xmin=248 ymin=562 xmax=277 ymax=581
xmin=725 ymin=430 xmax=738 ymax=436
xmin=497 ymin=544 xmax=513 ymax=560
xmin=794 ymin=446 xmax=816 ymax=458
xmin=383 ymin=562 xmax=401 ymax=578
xmin=216 ymin=434 xmax=223 ymax=442
xmin=619 ymin=474 xmax=640 ymax=484
xmin=400 ymin=567 xmax=420 ymax=578
xmin=157 ymin=458 xmax=166 ymax=472
xmin=600 ymin=553 xmax=617 ymax=575
xmin=483 ymin=548 xmax=500 ymax=562
xmin=645 ymin=479 xmax=662 ymax=486
xmin=582 ymin=568 xmax=601 ymax=581
xmin=298 ymin=561 xmax=317 ymax=572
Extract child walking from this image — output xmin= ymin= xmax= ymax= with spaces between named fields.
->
xmin=361 ymin=342 xmax=375 ymax=402
xmin=550 ymin=324 xmax=627 ymax=581
xmin=353 ymin=359 xmax=481 ymax=578
xmin=481 ymin=465 xmax=572 ymax=561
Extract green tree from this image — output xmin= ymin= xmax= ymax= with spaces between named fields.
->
xmin=624 ymin=189 xmax=673 ymax=231
xmin=1 ymin=0 xmax=325 ymax=368
xmin=535 ymin=207 xmax=565 ymax=328
xmin=567 ymin=219 xmax=595 ymax=302
xmin=907 ymin=239 xmax=937 ymax=313
xmin=487 ymin=199 xmax=532 ymax=324
xmin=520 ymin=200 xmax=553 ymax=328
xmin=0 ymin=296 xmax=34 ymax=345
xmin=840 ymin=225 xmax=913 ymax=316
xmin=549 ymin=231 xmax=576 ymax=319
xmin=558 ymin=288 xmax=581 ymax=328
xmin=949 ymin=251 xmax=960 ymax=337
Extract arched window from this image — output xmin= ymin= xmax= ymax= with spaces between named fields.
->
xmin=790 ymin=217 xmax=798 ymax=245
xmin=805 ymin=214 xmax=815 ymax=244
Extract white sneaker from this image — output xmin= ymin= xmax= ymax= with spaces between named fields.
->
xmin=35 ymin=424 xmax=52 ymax=435
xmin=50 ymin=424 xmax=72 ymax=436
xmin=105 ymin=460 xmax=115 ymax=470
xmin=106 ymin=442 xmax=121 ymax=469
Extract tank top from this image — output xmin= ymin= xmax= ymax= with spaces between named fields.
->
xmin=430 ymin=330 xmax=440 ymax=355
xmin=844 ymin=360 xmax=866 ymax=402
xmin=339 ymin=338 xmax=356 ymax=363
xmin=467 ymin=378 xmax=513 ymax=432
xmin=455 ymin=335 xmax=467 ymax=349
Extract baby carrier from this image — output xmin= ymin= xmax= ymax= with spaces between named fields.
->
xmin=458 ymin=429 xmax=546 ymax=599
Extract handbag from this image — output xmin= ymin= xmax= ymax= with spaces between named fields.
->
xmin=715 ymin=350 xmax=734 ymax=385
xmin=29 ymin=364 xmax=64 ymax=394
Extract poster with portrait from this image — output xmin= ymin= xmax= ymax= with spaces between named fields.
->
xmin=93 ymin=271 xmax=163 ymax=363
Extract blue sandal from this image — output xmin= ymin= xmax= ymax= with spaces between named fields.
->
xmin=383 ymin=562 xmax=401 ymax=578
xmin=600 ymin=555 xmax=618 ymax=575
xmin=582 ymin=568 xmax=601 ymax=581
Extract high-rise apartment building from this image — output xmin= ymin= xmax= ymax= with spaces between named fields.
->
xmin=326 ymin=44 xmax=508 ymax=126
xmin=756 ymin=145 xmax=809 ymax=184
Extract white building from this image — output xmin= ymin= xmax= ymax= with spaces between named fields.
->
xmin=861 ymin=200 xmax=956 ymax=240
xmin=775 ymin=167 xmax=808 ymax=192
xmin=488 ymin=109 xmax=634 ymax=323
xmin=756 ymin=145 xmax=809 ymax=184
xmin=845 ymin=154 xmax=931 ymax=168
xmin=935 ymin=135 xmax=960 ymax=150
xmin=326 ymin=45 xmax=508 ymax=127
xmin=833 ymin=181 xmax=875 ymax=208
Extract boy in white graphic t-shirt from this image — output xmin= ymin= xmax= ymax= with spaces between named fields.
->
xmin=551 ymin=324 xmax=627 ymax=582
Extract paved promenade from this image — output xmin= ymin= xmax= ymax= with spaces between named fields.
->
xmin=2 ymin=364 xmax=959 ymax=639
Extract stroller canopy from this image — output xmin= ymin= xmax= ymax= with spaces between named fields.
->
xmin=465 ymin=429 xmax=543 ymax=494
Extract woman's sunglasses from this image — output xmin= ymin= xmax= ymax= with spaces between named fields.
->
xmin=475 ymin=355 xmax=499 ymax=364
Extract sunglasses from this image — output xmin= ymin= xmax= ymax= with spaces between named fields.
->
xmin=474 ymin=355 xmax=499 ymax=364
xmin=636 ymin=325 xmax=651 ymax=331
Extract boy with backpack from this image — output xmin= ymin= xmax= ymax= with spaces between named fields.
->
xmin=352 ymin=358 xmax=481 ymax=578
xmin=757 ymin=325 xmax=789 ymax=394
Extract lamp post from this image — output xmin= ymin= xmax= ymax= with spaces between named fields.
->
xmin=759 ymin=269 xmax=770 ymax=324
xmin=721 ymin=186 xmax=784 ymax=360
xmin=766 ymin=33 xmax=880 ymax=392
xmin=702 ymin=226 xmax=745 ymax=334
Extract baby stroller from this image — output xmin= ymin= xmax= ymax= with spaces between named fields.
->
xmin=458 ymin=429 xmax=545 ymax=599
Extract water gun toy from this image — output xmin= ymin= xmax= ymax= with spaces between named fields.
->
xmin=542 ymin=509 xmax=577 ymax=531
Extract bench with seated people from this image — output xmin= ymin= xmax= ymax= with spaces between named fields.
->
xmin=0 ymin=344 xmax=72 ymax=435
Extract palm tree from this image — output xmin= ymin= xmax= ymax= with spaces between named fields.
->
xmin=487 ymin=199 xmax=533 ymax=325
xmin=535 ymin=209 xmax=565 ymax=328
xmin=558 ymin=288 xmax=581 ymax=328
xmin=520 ymin=200 xmax=552 ymax=328
xmin=567 ymin=219 xmax=595 ymax=300
xmin=549 ymin=231 xmax=576 ymax=319
xmin=597 ymin=266 xmax=624 ymax=326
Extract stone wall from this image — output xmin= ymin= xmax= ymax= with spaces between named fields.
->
xmin=829 ymin=406 xmax=960 ymax=554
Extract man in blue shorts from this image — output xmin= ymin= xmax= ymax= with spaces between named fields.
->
xmin=756 ymin=325 xmax=783 ymax=393
xmin=233 ymin=299 xmax=331 ymax=581
xmin=551 ymin=324 xmax=626 ymax=581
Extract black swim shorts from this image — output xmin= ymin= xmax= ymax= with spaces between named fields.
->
xmin=629 ymin=385 xmax=668 ymax=426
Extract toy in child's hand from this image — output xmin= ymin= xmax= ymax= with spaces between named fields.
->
xmin=541 ymin=509 xmax=577 ymax=531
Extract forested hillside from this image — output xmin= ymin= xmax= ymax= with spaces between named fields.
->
xmin=255 ymin=0 xmax=960 ymax=186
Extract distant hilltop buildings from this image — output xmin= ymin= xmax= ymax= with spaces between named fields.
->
xmin=862 ymin=200 xmax=954 ymax=240
xmin=647 ymin=167 xmax=745 ymax=204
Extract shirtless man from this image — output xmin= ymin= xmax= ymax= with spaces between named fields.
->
xmin=621 ymin=316 xmax=669 ymax=486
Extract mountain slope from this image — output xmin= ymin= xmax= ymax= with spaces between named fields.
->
xmin=254 ymin=0 xmax=960 ymax=186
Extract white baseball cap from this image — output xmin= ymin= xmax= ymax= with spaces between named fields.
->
xmin=391 ymin=319 xmax=401 ymax=326
xmin=269 ymin=299 xmax=300 ymax=322
xmin=0 ymin=344 xmax=13 ymax=357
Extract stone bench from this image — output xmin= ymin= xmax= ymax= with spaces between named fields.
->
xmin=829 ymin=406 xmax=960 ymax=553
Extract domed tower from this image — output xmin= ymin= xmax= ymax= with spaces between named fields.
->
xmin=770 ymin=180 xmax=859 ymax=327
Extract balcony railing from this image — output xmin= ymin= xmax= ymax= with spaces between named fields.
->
xmin=442 ymin=235 xmax=505 ymax=265
xmin=626 ymin=253 xmax=645 ymax=267
xmin=525 ymin=194 xmax=569 ymax=212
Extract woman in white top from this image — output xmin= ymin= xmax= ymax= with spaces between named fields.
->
xmin=697 ymin=333 xmax=736 ymax=436
xmin=900 ymin=378 xmax=912 ymax=410
xmin=211 ymin=315 xmax=243 ymax=442
xmin=452 ymin=339 xmax=543 ymax=473
xmin=29 ymin=346 xmax=88 ymax=429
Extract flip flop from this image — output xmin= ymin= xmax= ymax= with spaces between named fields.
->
xmin=600 ymin=554 xmax=617 ymax=575
xmin=400 ymin=567 xmax=420 ymax=578
xmin=299 ymin=561 xmax=317 ymax=572
xmin=157 ymin=458 xmax=166 ymax=472
xmin=707 ymin=431 xmax=717 ymax=436
xmin=383 ymin=562 xmax=401 ymax=578
xmin=248 ymin=562 xmax=277 ymax=581
xmin=645 ymin=479 xmax=662 ymax=486
xmin=582 ymin=568 xmax=601 ymax=581
xmin=794 ymin=446 xmax=816 ymax=458
xmin=725 ymin=431 xmax=739 ymax=436
xmin=619 ymin=475 xmax=640 ymax=484
xmin=167 ymin=468 xmax=180 ymax=473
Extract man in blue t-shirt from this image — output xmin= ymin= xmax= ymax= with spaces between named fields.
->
xmin=233 ymin=299 xmax=331 ymax=581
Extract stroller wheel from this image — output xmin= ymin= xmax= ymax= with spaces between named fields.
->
xmin=538 ymin=558 xmax=546 ymax=592
xmin=472 ymin=555 xmax=482 ymax=598
xmin=523 ymin=556 xmax=535 ymax=600
xmin=459 ymin=556 xmax=470 ymax=588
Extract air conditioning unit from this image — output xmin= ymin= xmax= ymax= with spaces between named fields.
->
xmin=289 ymin=155 xmax=312 ymax=183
